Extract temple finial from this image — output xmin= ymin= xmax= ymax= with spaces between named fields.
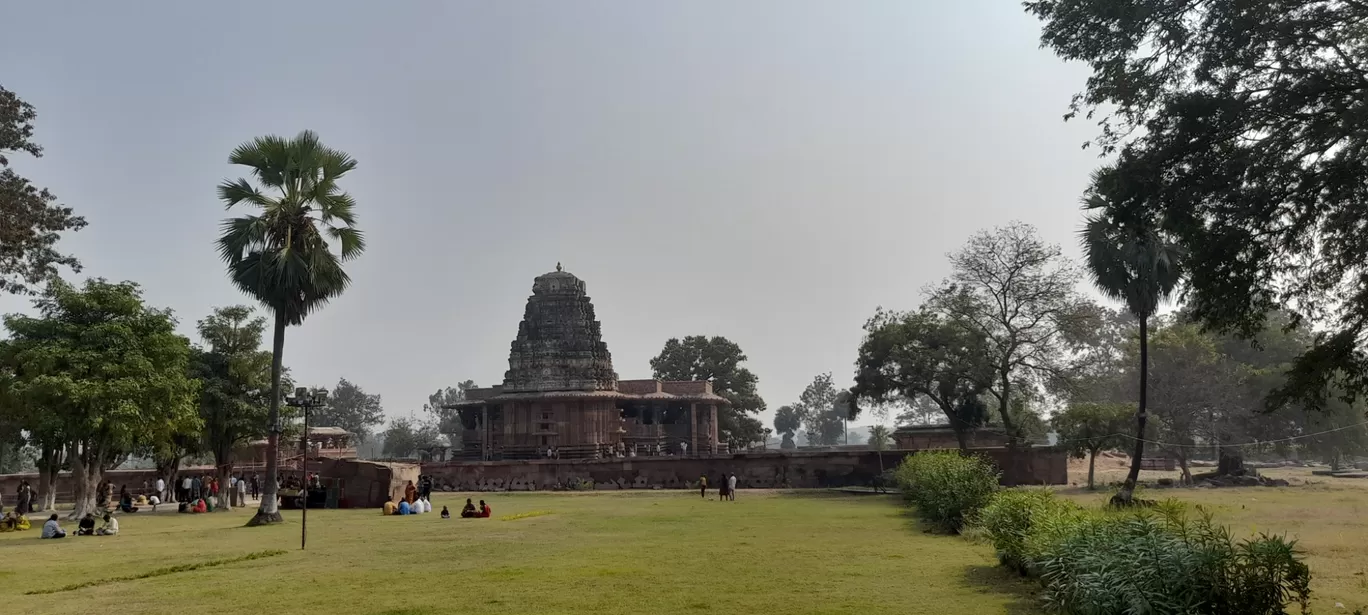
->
xmin=556 ymin=262 xmax=562 ymax=272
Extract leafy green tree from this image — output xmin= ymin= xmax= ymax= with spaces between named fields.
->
xmin=1053 ymin=402 xmax=1131 ymax=490
xmin=380 ymin=416 xmax=442 ymax=459
xmin=0 ymin=86 xmax=86 ymax=296
xmin=1026 ymin=0 xmax=1368 ymax=410
xmin=853 ymin=307 xmax=992 ymax=450
xmin=191 ymin=305 xmax=280 ymax=511
xmin=795 ymin=373 xmax=845 ymax=447
xmin=928 ymin=223 xmax=1096 ymax=446
xmin=424 ymin=380 xmax=477 ymax=441
xmin=216 ymin=130 xmax=364 ymax=526
xmin=315 ymin=378 xmax=386 ymax=442
xmin=1079 ymin=202 xmax=1183 ymax=504
xmin=650 ymin=335 xmax=766 ymax=449
xmin=773 ymin=405 xmax=801 ymax=449
xmin=0 ymin=279 xmax=200 ymax=518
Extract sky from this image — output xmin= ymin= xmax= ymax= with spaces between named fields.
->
xmin=1 ymin=1 xmax=1105 ymax=432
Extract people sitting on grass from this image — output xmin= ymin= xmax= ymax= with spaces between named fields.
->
xmin=383 ymin=496 xmax=398 ymax=516
xmin=41 ymin=514 xmax=66 ymax=539
xmin=119 ymin=485 xmax=139 ymax=513
xmin=398 ymin=498 xmax=412 ymax=516
xmin=0 ymin=511 xmax=31 ymax=532
xmin=77 ymin=513 xmax=96 ymax=536
xmin=460 ymin=498 xmax=477 ymax=518
xmin=98 ymin=513 xmax=119 ymax=536
xmin=479 ymin=500 xmax=491 ymax=518
xmin=440 ymin=505 xmax=451 ymax=519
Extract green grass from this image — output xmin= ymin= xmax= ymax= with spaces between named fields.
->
xmin=8 ymin=473 xmax=1366 ymax=614
xmin=1 ymin=490 xmax=1036 ymax=615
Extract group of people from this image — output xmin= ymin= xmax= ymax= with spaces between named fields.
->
xmin=453 ymin=498 xmax=491 ymax=518
xmin=35 ymin=511 xmax=116 ymax=539
xmin=0 ymin=510 xmax=32 ymax=532
xmin=699 ymin=472 xmax=739 ymax=501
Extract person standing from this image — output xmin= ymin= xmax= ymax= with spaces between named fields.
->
xmin=698 ymin=474 xmax=708 ymax=499
xmin=250 ymin=474 xmax=260 ymax=501
xmin=180 ymin=475 xmax=192 ymax=502
xmin=16 ymin=480 xmax=33 ymax=515
xmin=236 ymin=474 xmax=248 ymax=507
xmin=155 ymin=476 xmax=166 ymax=503
xmin=727 ymin=473 xmax=737 ymax=501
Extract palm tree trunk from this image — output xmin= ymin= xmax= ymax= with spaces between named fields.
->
xmin=247 ymin=310 xmax=287 ymax=526
xmin=1113 ymin=314 xmax=1148 ymax=506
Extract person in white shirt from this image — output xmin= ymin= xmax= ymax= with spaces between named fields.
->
xmin=155 ymin=477 xmax=166 ymax=502
xmin=727 ymin=473 xmax=738 ymax=501
xmin=180 ymin=476 xmax=192 ymax=502
xmin=97 ymin=513 xmax=119 ymax=535
xmin=236 ymin=474 xmax=248 ymax=507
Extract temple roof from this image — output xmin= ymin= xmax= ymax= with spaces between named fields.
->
xmin=501 ymin=266 xmax=619 ymax=393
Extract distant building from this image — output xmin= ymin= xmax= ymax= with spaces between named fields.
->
xmin=236 ymin=426 xmax=356 ymax=471
xmin=446 ymin=266 xmax=730 ymax=461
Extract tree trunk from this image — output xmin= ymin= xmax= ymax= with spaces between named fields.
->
xmin=67 ymin=446 xmax=102 ymax=520
xmin=247 ymin=310 xmax=287 ymax=527
xmin=953 ymin=424 xmax=971 ymax=452
xmin=1112 ymin=314 xmax=1149 ymax=507
xmin=156 ymin=456 xmax=181 ymax=503
xmin=1217 ymin=447 xmax=1247 ymax=476
xmin=36 ymin=443 xmax=63 ymax=512
xmin=1087 ymin=449 xmax=1097 ymax=490
xmin=1178 ymin=454 xmax=1191 ymax=485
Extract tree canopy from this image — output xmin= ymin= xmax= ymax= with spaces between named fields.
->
xmin=650 ymin=335 xmax=766 ymax=449
xmin=0 ymin=86 xmax=87 ymax=295
xmin=853 ymin=307 xmax=991 ymax=450
xmin=380 ymin=416 xmax=442 ymax=459
xmin=314 ymin=377 xmax=386 ymax=441
xmin=0 ymin=279 xmax=199 ymax=518
xmin=1028 ymin=0 xmax=1368 ymax=408
xmin=794 ymin=373 xmax=846 ymax=447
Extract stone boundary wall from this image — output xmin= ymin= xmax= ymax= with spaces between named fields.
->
xmin=419 ymin=448 xmax=1067 ymax=492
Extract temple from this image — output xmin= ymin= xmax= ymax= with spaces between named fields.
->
xmin=448 ymin=265 xmax=730 ymax=460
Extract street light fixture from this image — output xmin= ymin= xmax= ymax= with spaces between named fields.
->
xmin=285 ymin=386 xmax=328 ymax=550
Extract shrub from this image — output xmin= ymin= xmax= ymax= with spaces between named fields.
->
xmin=893 ymin=450 xmax=999 ymax=533
xmin=976 ymin=489 xmax=1083 ymax=575
xmin=1031 ymin=502 xmax=1311 ymax=615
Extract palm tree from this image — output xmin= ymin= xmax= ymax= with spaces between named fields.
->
xmin=216 ymin=130 xmax=364 ymax=526
xmin=1080 ymin=189 xmax=1182 ymax=506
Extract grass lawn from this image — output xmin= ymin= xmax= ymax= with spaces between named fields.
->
xmin=6 ymin=472 xmax=1367 ymax=614
xmin=1 ymin=490 xmax=1036 ymax=615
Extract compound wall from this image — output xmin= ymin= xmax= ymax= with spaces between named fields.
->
xmin=419 ymin=448 xmax=1067 ymax=492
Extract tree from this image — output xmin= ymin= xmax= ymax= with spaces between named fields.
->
xmin=928 ymin=222 xmax=1095 ymax=445
xmin=191 ymin=305 xmax=279 ymax=511
xmin=650 ymin=336 xmax=767 ymax=449
xmin=216 ymin=130 xmax=365 ymax=526
xmin=1052 ymin=402 xmax=1131 ymax=490
xmin=1026 ymin=0 xmax=1368 ymax=410
xmin=0 ymin=279 xmax=200 ymax=518
xmin=380 ymin=416 xmax=441 ymax=459
xmin=866 ymin=425 xmax=892 ymax=450
xmin=1079 ymin=197 xmax=1184 ymax=504
xmin=794 ymin=373 xmax=845 ymax=447
xmin=314 ymin=378 xmax=386 ymax=442
xmin=853 ymin=307 xmax=992 ymax=450
xmin=424 ymin=380 xmax=477 ymax=441
xmin=0 ymin=86 xmax=87 ymax=296
xmin=773 ymin=405 xmax=801 ymax=449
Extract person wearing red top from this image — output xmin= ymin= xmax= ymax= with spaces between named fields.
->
xmin=478 ymin=500 xmax=491 ymax=518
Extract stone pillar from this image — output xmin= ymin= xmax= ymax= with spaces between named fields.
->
xmin=710 ymin=404 xmax=719 ymax=453
xmin=689 ymin=403 xmax=698 ymax=455
xmin=481 ymin=406 xmax=490 ymax=460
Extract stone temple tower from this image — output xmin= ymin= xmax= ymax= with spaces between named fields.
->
xmin=502 ymin=264 xmax=619 ymax=393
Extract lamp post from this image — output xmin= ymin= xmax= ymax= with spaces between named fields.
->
xmin=285 ymin=386 xmax=328 ymax=550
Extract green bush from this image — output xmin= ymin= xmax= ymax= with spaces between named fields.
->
xmin=892 ymin=450 xmax=999 ymax=533
xmin=1031 ymin=502 xmax=1311 ymax=615
xmin=976 ymin=488 xmax=1083 ymax=575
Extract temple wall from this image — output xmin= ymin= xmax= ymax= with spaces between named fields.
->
xmin=417 ymin=448 xmax=1067 ymax=491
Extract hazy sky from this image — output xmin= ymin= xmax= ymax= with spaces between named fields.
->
xmin=2 ymin=1 xmax=1103 ymax=431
